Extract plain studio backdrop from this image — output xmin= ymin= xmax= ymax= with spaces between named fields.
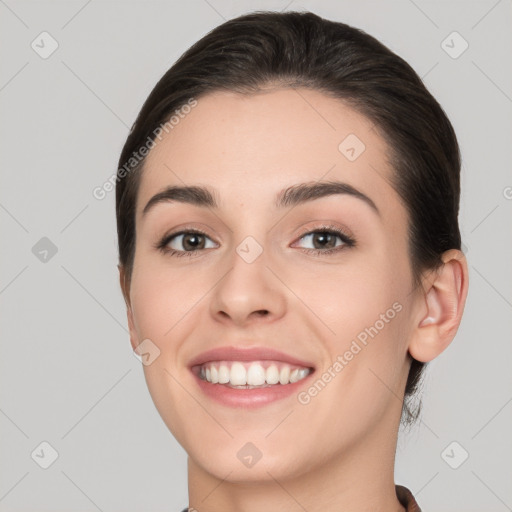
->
xmin=0 ymin=1 xmax=511 ymax=511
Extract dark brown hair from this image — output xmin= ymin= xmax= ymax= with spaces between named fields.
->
xmin=115 ymin=10 xmax=462 ymax=425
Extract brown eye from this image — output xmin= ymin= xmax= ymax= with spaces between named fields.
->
xmin=180 ymin=233 xmax=206 ymax=251
xmin=295 ymin=229 xmax=354 ymax=253
xmin=309 ymin=232 xmax=338 ymax=249
xmin=157 ymin=230 xmax=217 ymax=256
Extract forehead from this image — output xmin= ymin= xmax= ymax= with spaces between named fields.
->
xmin=136 ymin=88 xmax=398 ymax=219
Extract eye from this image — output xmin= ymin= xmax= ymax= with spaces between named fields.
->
xmin=156 ymin=229 xmax=217 ymax=258
xmin=292 ymin=225 xmax=356 ymax=256
xmin=155 ymin=224 xmax=356 ymax=259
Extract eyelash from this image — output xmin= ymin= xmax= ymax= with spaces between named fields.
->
xmin=155 ymin=224 xmax=356 ymax=259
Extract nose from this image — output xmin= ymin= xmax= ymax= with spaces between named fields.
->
xmin=209 ymin=243 xmax=287 ymax=328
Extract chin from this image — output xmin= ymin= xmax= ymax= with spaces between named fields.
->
xmin=188 ymin=439 xmax=314 ymax=484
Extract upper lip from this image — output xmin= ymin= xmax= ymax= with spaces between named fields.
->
xmin=188 ymin=346 xmax=315 ymax=369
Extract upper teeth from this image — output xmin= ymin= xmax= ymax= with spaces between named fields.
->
xmin=199 ymin=361 xmax=311 ymax=386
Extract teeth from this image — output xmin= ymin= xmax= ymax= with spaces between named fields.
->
xmin=199 ymin=361 xmax=311 ymax=387
xmin=218 ymin=365 xmax=230 ymax=384
xmin=266 ymin=364 xmax=280 ymax=385
xmin=230 ymin=362 xmax=247 ymax=385
xmin=290 ymin=368 xmax=309 ymax=383
xmin=247 ymin=363 xmax=266 ymax=386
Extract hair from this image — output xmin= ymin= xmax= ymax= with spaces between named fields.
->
xmin=115 ymin=10 xmax=462 ymax=426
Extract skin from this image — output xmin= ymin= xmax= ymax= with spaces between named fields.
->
xmin=119 ymin=88 xmax=469 ymax=511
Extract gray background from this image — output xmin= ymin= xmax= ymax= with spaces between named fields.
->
xmin=1 ymin=0 xmax=511 ymax=510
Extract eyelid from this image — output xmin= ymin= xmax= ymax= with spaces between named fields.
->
xmin=292 ymin=221 xmax=355 ymax=243
xmin=159 ymin=223 xmax=221 ymax=243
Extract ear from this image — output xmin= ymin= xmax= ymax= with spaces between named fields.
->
xmin=118 ymin=264 xmax=139 ymax=352
xmin=408 ymin=249 xmax=469 ymax=362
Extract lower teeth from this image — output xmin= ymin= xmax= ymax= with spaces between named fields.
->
xmin=207 ymin=382 xmax=278 ymax=389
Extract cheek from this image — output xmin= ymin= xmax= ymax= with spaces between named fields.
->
xmin=128 ymin=265 xmax=200 ymax=442
xmin=287 ymin=246 xmax=407 ymax=339
xmin=309 ymin=305 xmax=408 ymax=439
xmin=288 ymin=246 xmax=410 ymax=393
xmin=129 ymin=259 xmax=200 ymax=340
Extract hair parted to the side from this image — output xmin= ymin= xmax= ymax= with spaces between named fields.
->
xmin=115 ymin=10 xmax=462 ymax=426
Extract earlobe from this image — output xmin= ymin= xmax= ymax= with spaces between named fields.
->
xmin=408 ymin=249 xmax=469 ymax=363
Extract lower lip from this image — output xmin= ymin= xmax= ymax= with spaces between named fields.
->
xmin=191 ymin=368 xmax=315 ymax=409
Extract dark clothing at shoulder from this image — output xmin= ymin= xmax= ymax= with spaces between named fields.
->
xmin=396 ymin=484 xmax=422 ymax=511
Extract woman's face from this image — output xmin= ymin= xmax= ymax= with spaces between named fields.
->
xmin=122 ymin=88 xmax=424 ymax=482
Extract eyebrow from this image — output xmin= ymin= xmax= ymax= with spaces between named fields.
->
xmin=141 ymin=180 xmax=380 ymax=217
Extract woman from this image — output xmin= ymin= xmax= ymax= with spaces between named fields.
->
xmin=116 ymin=11 xmax=468 ymax=511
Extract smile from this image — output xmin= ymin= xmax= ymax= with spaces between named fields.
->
xmin=197 ymin=360 xmax=312 ymax=388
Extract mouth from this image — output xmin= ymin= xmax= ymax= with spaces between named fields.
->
xmin=188 ymin=346 xmax=316 ymax=408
